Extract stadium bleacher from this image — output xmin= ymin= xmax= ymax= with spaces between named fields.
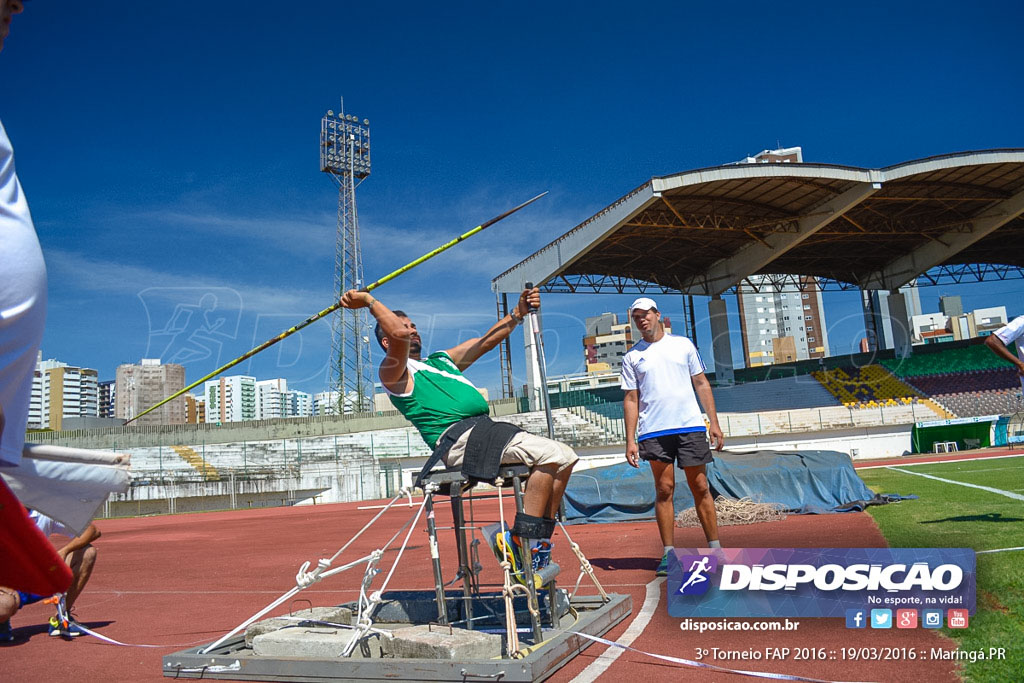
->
xmin=903 ymin=367 xmax=1021 ymax=396
xmin=879 ymin=342 xmax=1013 ymax=378
xmin=811 ymin=365 xmax=922 ymax=406
xmin=711 ymin=375 xmax=840 ymax=413
xmin=931 ymin=389 xmax=1024 ymax=418
xmin=117 ymin=409 xmax=612 ymax=479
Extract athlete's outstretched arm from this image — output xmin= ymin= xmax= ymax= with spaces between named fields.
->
xmin=341 ymin=290 xmax=413 ymax=392
xmin=985 ymin=334 xmax=1024 ymax=377
xmin=445 ymin=288 xmax=538 ymax=370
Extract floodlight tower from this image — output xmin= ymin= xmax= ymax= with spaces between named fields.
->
xmin=320 ymin=100 xmax=372 ymax=414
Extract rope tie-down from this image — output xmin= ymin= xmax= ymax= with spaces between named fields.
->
xmin=196 ymin=472 xmax=608 ymax=662
xmin=200 ymin=487 xmax=418 ymax=655
xmin=340 ymin=490 xmax=429 ymax=658
xmin=494 ymin=476 xmax=526 ymax=657
xmin=558 ymin=521 xmax=609 ymax=602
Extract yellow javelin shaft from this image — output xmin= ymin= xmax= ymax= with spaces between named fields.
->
xmin=126 ymin=191 xmax=548 ymax=424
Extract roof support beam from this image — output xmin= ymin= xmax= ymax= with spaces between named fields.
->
xmin=696 ymin=179 xmax=881 ymax=295
xmin=861 ymin=186 xmax=1024 ymax=290
xmin=491 ymin=185 xmax=660 ymax=294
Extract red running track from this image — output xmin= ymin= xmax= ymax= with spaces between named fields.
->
xmin=0 ymin=495 xmax=963 ymax=682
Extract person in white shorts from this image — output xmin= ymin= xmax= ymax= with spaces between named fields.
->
xmin=985 ymin=315 xmax=1024 ymax=394
xmin=621 ymin=297 xmax=724 ymax=576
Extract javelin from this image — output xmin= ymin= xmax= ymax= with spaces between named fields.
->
xmin=126 ymin=191 xmax=548 ymax=424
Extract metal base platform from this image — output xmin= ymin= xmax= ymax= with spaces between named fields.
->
xmin=162 ymin=592 xmax=630 ymax=682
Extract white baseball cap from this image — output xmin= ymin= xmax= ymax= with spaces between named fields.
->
xmin=629 ymin=297 xmax=658 ymax=312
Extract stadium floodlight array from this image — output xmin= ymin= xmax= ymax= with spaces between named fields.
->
xmin=320 ymin=110 xmax=371 ymax=178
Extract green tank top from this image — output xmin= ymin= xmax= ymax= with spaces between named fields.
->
xmin=387 ymin=351 xmax=489 ymax=448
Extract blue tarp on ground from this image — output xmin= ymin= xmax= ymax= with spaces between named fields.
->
xmin=564 ymin=450 xmax=892 ymax=523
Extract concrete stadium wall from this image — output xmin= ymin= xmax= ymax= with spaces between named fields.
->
xmin=30 ymin=399 xmax=521 ymax=450
xmin=99 ymin=463 xmax=399 ymax=519
xmin=723 ymin=424 xmax=911 ymax=459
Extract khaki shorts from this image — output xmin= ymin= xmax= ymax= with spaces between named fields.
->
xmin=444 ymin=428 xmax=578 ymax=474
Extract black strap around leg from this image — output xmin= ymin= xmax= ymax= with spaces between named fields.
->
xmin=511 ymin=512 xmax=547 ymax=540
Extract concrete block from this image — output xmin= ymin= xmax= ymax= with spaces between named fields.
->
xmin=381 ymin=624 xmax=501 ymax=660
xmin=252 ymin=623 xmax=411 ymax=659
xmin=252 ymin=627 xmax=355 ymax=658
xmin=245 ymin=606 xmax=352 ymax=647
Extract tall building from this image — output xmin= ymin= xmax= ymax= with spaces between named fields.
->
xmin=736 ymin=275 xmax=828 ymax=367
xmin=204 ymin=375 xmax=256 ymax=423
xmin=582 ymin=313 xmax=632 ymax=372
xmin=314 ymin=389 xmax=371 ymax=416
xmin=283 ymin=390 xmax=313 ymax=418
xmin=98 ymin=380 xmax=115 ymax=418
xmin=938 ymin=295 xmax=963 ymax=317
xmin=115 ymin=359 xmax=186 ymax=425
xmin=315 ymin=390 xmax=341 ymax=416
xmin=862 ymin=283 xmax=922 ymax=352
xmin=256 ymin=378 xmax=289 ymax=419
xmin=184 ymin=394 xmax=206 ymax=424
xmin=256 ymin=378 xmax=313 ymax=419
xmin=28 ymin=354 xmax=100 ymax=430
xmin=582 ymin=312 xmax=671 ymax=372
xmin=730 ymin=147 xmax=828 ymax=368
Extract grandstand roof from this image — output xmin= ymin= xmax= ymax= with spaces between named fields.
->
xmin=493 ymin=149 xmax=1024 ymax=295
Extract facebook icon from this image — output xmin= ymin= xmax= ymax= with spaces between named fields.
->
xmin=845 ymin=609 xmax=866 ymax=629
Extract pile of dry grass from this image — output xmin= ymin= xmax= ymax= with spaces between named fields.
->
xmin=675 ymin=496 xmax=787 ymax=527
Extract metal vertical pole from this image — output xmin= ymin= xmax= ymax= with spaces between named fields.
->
xmin=525 ymin=283 xmax=555 ymax=439
xmin=498 ymin=293 xmax=514 ymax=399
xmin=424 ymin=493 xmax=448 ymax=625
xmin=450 ymin=491 xmax=475 ymax=629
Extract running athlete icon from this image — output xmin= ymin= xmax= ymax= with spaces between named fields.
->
xmin=678 ymin=556 xmax=712 ymax=593
xmin=140 ymin=289 xmax=241 ymax=366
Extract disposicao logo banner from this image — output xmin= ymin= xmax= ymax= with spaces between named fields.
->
xmin=667 ymin=548 xmax=975 ymax=618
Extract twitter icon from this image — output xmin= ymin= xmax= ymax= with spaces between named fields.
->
xmin=870 ymin=609 xmax=892 ymax=629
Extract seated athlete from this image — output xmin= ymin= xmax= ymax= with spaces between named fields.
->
xmin=0 ymin=510 xmax=101 ymax=640
xmin=340 ymin=287 xmax=577 ymax=582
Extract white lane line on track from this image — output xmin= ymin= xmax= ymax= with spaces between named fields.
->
xmin=977 ymin=546 xmax=1024 ymax=555
xmin=571 ymin=577 xmax=664 ymax=683
xmin=885 ymin=467 xmax=1024 ymax=501
xmin=856 ymin=452 xmax=1024 ymax=470
xmin=917 ymin=466 xmax=1022 ymax=473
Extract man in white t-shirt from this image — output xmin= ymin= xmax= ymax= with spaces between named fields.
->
xmin=620 ymin=298 xmax=724 ymax=576
xmin=985 ymin=315 xmax=1024 ymax=393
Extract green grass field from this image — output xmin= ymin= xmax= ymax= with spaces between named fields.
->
xmin=858 ymin=455 xmax=1024 ymax=682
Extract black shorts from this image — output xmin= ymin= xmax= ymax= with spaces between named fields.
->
xmin=639 ymin=431 xmax=713 ymax=469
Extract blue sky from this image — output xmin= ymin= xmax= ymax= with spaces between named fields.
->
xmin=3 ymin=1 xmax=1023 ymax=397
